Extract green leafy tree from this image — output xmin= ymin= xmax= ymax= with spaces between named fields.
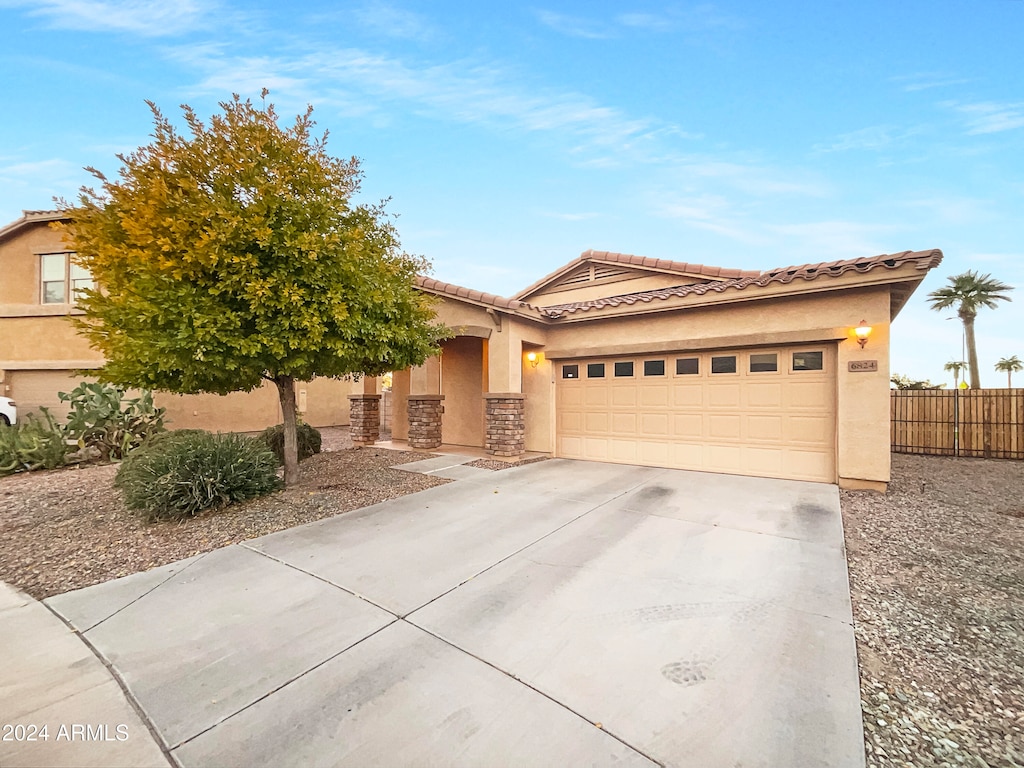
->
xmin=943 ymin=360 xmax=968 ymax=389
xmin=927 ymin=271 xmax=1014 ymax=389
xmin=995 ymin=355 xmax=1022 ymax=388
xmin=890 ymin=374 xmax=944 ymax=390
xmin=61 ymin=92 xmax=447 ymax=484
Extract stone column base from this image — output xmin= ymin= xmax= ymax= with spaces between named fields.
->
xmin=484 ymin=392 xmax=525 ymax=457
xmin=407 ymin=395 xmax=444 ymax=449
xmin=348 ymin=394 xmax=382 ymax=445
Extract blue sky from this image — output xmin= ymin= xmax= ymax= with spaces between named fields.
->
xmin=2 ymin=0 xmax=1021 ymax=386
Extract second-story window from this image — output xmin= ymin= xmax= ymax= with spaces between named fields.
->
xmin=40 ymin=253 xmax=93 ymax=304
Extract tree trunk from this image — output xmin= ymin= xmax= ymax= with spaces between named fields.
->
xmin=962 ymin=312 xmax=981 ymax=389
xmin=274 ymin=374 xmax=300 ymax=486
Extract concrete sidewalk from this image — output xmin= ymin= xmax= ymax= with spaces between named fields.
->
xmin=6 ymin=457 xmax=866 ymax=767
xmin=0 ymin=581 xmax=170 ymax=768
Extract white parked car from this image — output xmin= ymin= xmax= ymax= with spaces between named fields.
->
xmin=0 ymin=397 xmax=16 ymax=426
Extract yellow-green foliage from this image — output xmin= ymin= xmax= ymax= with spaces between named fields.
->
xmin=60 ymin=92 xmax=448 ymax=397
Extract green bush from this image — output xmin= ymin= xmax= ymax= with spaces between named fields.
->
xmin=116 ymin=431 xmax=282 ymax=521
xmin=0 ymin=410 xmax=69 ymax=476
xmin=60 ymin=382 xmax=166 ymax=461
xmin=258 ymin=422 xmax=322 ymax=465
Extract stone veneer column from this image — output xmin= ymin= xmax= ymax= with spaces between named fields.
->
xmin=348 ymin=394 xmax=382 ymax=445
xmin=406 ymin=395 xmax=444 ymax=449
xmin=484 ymin=393 xmax=526 ymax=457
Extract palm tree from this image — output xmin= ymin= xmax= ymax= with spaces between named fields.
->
xmin=995 ymin=355 xmax=1023 ymax=388
xmin=943 ymin=360 xmax=968 ymax=388
xmin=927 ymin=271 xmax=1014 ymax=389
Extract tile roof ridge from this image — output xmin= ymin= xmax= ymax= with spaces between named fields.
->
xmin=416 ymin=275 xmax=540 ymax=313
xmin=538 ymin=248 xmax=944 ymax=318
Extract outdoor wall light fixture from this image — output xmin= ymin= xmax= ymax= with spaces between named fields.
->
xmin=526 ymin=352 xmax=539 ymax=368
xmin=854 ymin=320 xmax=872 ymax=349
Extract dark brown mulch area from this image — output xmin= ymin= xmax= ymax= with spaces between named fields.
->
xmin=842 ymin=452 xmax=1024 ymax=767
xmin=0 ymin=446 xmax=446 ymax=600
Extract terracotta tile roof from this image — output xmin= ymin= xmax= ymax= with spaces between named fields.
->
xmin=0 ymin=209 xmax=68 ymax=241
xmin=511 ymin=249 xmax=760 ymax=300
xmin=536 ymin=249 xmax=944 ymax=318
xmin=416 ymin=276 xmax=538 ymax=313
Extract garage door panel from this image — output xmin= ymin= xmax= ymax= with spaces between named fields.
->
xmin=672 ymin=385 xmax=703 ymax=407
xmin=583 ymin=437 xmax=609 ymax=460
xmin=786 ymin=382 xmax=830 ymax=408
xmin=747 ymin=415 xmax=784 ymax=441
xmin=638 ymin=441 xmax=670 ymax=465
xmin=611 ymin=412 xmax=637 ymax=433
xmin=640 ymin=413 xmax=670 ymax=436
xmin=673 ymin=413 xmax=703 ymax=437
xmin=746 ymin=382 xmax=783 ymax=408
xmin=744 ymin=446 xmax=784 ymax=475
xmin=788 ymin=415 xmax=831 ymax=445
xmin=639 ymin=386 xmax=669 ymax=407
xmin=560 ymin=387 xmax=583 ymax=407
xmin=611 ymin=387 xmax=637 ymax=406
xmin=556 ymin=346 xmax=835 ymax=483
xmin=708 ymin=384 xmax=741 ymax=408
xmin=609 ymin=439 xmax=638 ymax=462
xmin=708 ymin=414 xmax=741 ymax=439
xmin=559 ymin=411 xmax=583 ymax=432
xmin=707 ymin=444 xmax=743 ymax=471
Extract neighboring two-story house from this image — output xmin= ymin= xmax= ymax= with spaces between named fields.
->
xmin=0 ymin=210 xmax=351 ymax=431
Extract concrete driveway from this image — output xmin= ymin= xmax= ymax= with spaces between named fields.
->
xmin=44 ymin=457 xmax=864 ymax=767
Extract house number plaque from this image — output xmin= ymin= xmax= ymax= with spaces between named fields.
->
xmin=848 ymin=360 xmax=878 ymax=372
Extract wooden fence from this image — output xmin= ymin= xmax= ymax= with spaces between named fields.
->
xmin=891 ymin=389 xmax=1024 ymax=459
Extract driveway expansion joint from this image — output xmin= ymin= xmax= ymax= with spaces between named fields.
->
xmin=43 ymin=602 xmax=177 ymax=768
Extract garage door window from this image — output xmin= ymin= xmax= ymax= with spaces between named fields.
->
xmin=711 ymin=355 xmax=737 ymax=374
xmin=749 ymin=353 xmax=778 ymax=373
xmin=562 ymin=364 xmax=580 ymax=379
xmin=587 ymin=363 xmax=605 ymax=378
xmin=792 ymin=351 xmax=824 ymax=371
xmin=675 ymin=357 xmax=699 ymax=375
xmin=643 ymin=360 xmax=665 ymax=376
xmin=614 ymin=362 xmax=634 ymax=377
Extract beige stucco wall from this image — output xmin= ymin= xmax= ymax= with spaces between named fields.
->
xmin=0 ymin=316 xmax=102 ymax=367
xmin=0 ymin=221 xmax=71 ymax=305
xmin=440 ymin=336 xmax=485 ymax=447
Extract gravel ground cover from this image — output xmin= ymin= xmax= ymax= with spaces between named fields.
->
xmin=842 ymin=452 xmax=1024 ymax=767
xmin=0 ymin=429 xmax=446 ymax=599
xmin=464 ymin=456 xmax=550 ymax=471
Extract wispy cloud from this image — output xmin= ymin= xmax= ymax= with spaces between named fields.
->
xmin=616 ymin=12 xmax=673 ymax=32
xmin=175 ymin=46 xmax=665 ymax=155
xmin=768 ymin=221 xmax=904 ymax=261
xmin=4 ymin=0 xmax=212 ymax=36
xmin=945 ymin=100 xmax=1024 ymax=135
xmin=540 ymin=211 xmax=600 ymax=221
xmin=537 ymin=5 xmax=746 ymax=39
xmin=534 ymin=10 xmax=612 ymax=39
xmin=813 ymin=125 xmax=922 ymax=153
xmin=353 ymin=3 xmax=438 ymax=42
xmin=892 ymin=72 xmax=971 ymax=93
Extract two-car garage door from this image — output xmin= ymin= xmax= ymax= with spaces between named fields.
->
xmin=555 ymin=346 xmax=836 ymax=483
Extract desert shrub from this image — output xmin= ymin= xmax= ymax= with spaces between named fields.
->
xmin=0 ymin=410 xmax=68 ymax=476
xmin=60 ymin=382 xmax=166 ymax=461
xmin=258 ymin=422 xmax=322 ymax=465
xmin=116 ymin=431 xmax=281 ymax=521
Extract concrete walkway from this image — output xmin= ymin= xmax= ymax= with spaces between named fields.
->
xmin=0 ymin=582 xmax=170 ymax=767
xmin=5 ymin=457 xmax=865 ymax=767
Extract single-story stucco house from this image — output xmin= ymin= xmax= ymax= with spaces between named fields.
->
xmin=0 ymin=209 xmax=941 ymax=491
xmin=374 ymin=246 xmax=942 ymax=492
